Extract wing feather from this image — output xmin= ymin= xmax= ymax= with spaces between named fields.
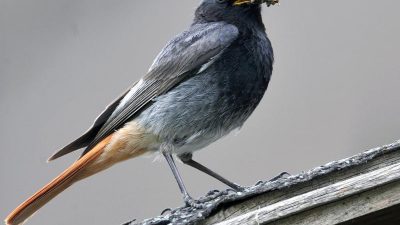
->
xmin=48 ymin=85 xmax=134 ymax=161
xmin=51 ymin=22 xmax=239 ymax=159
xmin=85 ymin=22 xmax=238 ymax=154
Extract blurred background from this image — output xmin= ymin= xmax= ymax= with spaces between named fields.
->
xmin=1 ymin=0 xmax=399 ymax=224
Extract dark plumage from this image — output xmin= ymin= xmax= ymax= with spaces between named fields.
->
xmin=49 ymin=0 xmax=275 ymax=209
xmin=6 ymin=1 xmax=275 ymax=224
xmin=51 ymin=0 xmax=274 ymax=159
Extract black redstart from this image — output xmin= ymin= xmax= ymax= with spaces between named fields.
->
xmin=5 ymin=0 xmax=276 ymax=224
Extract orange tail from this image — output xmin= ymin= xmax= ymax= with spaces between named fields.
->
xmin=5 ymin=135 xmax=113 ymax=225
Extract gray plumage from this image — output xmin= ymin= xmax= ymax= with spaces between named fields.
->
xmin=49 ymin=0 xmax=274 ymax=164
xmin=7 ymin=2 xmax=277 ymax=224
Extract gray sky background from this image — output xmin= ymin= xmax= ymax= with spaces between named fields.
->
xmin=1 ymin=0 xmax=399 ymax=224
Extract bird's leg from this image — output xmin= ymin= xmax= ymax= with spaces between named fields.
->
xmin=162 ymin=148 xmax=205 ymax=208
xmin=179 ymin=153 xmax=245 ymax=192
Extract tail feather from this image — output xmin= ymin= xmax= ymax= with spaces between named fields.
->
xmin=5 ymin=135 xmax=113 ymax=225
xmin=5 ymin=121 xmax=151 ymax=225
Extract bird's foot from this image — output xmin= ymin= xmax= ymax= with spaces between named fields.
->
xmin=184 ymin=195 xmax=208 ymax=209
xmin=184 ymin=185 xmax=249 ymax=209
xmin=197 ymin=189 xmax=226 ymax=202
xmin=205 ymin=189 xmax=224 ymax=198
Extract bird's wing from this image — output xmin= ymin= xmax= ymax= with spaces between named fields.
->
xmin=48 ymin=86 xmax=134 ymax=161
xmin=49 ymin=22 xmax=239 ymax=160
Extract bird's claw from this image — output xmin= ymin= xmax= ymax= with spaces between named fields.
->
xmin=270 ymin=172 xmax=291 ymax=182
xmin=184 ymin=196 xmax=207 ymax=209
xmin=206 ymin=189 xmax=220 ymax=196
xmin=226 ymin=182 xmax=247 ymax=192
xmin=255 ymin=180 xmax=265 ymax=186
xmin=254 ymin=172 xmax=291 ymax=186
xmin=199 ymin=189 xmax=225 ymax=202
xmin=160 ymin=208 xmax=172 ymax=215
xmin=184 ymin=190 xmax=227 ymax=208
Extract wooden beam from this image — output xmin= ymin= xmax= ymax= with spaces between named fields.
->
xmin=132 ymin=140 xmax=400 ymax=225
xmin=215 ymin=162 xmax=400 ymax=225
xmin=268 ymin=181 xmax=400 ymax=225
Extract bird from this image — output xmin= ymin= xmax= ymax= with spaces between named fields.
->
xmin=5 ymin=0 xmax=275 ymax=224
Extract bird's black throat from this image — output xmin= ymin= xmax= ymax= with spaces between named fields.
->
xmin=194 ymin=1 xmax=265 ymax=32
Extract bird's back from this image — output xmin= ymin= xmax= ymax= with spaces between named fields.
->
xmin=136 ymin=25 xmax=274 ymax=155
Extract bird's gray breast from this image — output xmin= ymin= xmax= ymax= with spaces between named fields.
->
xmin=136 ymin=32 xmax=273 ymax=155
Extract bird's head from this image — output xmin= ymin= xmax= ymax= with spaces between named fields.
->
xmin=194 ymin=0 xmax=268 ymax=28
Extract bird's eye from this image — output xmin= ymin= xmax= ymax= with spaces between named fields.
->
xmin=216 ymin=0 xmax=228 ymax=4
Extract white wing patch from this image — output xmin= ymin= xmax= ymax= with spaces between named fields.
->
xmin=197 ymin=50 xmax=224 ymax=74
xmin=115 ymin=79 xmax=145 ymax=112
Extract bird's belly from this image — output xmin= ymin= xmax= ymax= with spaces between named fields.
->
xmin=135 ymin=100 xmax=244 ymax=155
xmin=135 ymin=70 xmax=264 ymax=155
xmin=170 ymin=125 xmax=239 ymax=155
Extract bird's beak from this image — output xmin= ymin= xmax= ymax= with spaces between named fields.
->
xmin=233 ymin=0 xmax=279 ymax=6
xmin=233 ymin=0 xmax=253 ymax=6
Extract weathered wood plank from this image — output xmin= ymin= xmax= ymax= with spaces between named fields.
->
xmin=216 ymin=162 xmax=400 ymax=225
xmin=200 ymin=141 xmax=400 ymax=225
xmin=132 ymin=140 xmax=400 ymax=225
xmin=269 ymin=181 xmax=400 ymax=225
xmin=340 ymin=204 xmax=400 ymax=225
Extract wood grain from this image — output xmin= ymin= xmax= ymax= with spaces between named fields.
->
xmin=216 ymin=162 xmax=400 ymax=225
